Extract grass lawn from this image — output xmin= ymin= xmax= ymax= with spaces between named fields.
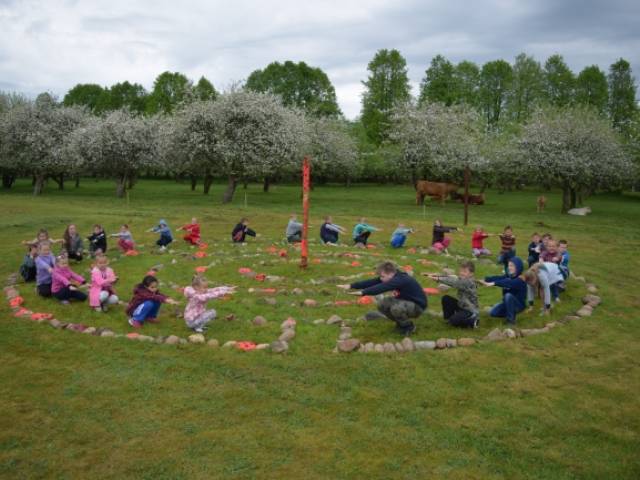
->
xmin=1 ymin=178 xmax=639 ymax=479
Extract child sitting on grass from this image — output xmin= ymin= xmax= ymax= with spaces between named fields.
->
xmin=35 ymin=241 xmax=56 ymax=297
xmin=62 ymin=224 xmax=84 ymax=261
xmin=431 ymin=219 xmax=460 ymax=254
xmin=148 ymin=219 xmax=173 ymax=251
xmin=527 ymin=232 xmax=542 ymax=267
xmin=22 ymin=228 xmax=63 ymax=248
xmin=89 ymin=255 xmax=119 ymax=312
xmin=126 ymin=275 xmax=179 ymax=328
xmin=183 ymin=276 xmax=237 ymax=333
xmin=51 ymin=255 xmax=87 ymax=304
xmin=481 ymin=256 xmax=526 ymax=326
xmin=471 ymin=225 xmax=491 ymax=258
xmin=232 ymin=218 xmax=257 ymax=243
xmin=87 ymin=225 xmax=107 ymax=257
xmin=337 ymin=261 xmax=427 ymax=336
xmin=423 ymin=260 xmax=479 ymax=328
xmin=524 ymin=262 xmax=564 ymax=316
xmin=558 ymin=239 xmax=571 ymax=280
xmin=352 ymin=218 xmax=380 ymax=247
xmin=20 ymin=244 xmax=38 ymax=282
xmin=320 ymin=216 xmax=346 ymax=245
xmin=497 ymin=226 xmax=516 ymax=273
xmin=177 ymin=218 xmax=201 ymax=246
xmin=110 ymin=224 xmax=135 ymax=252
xmin=285 ymin=214 xmax=303 ymax=243
xmin=390 ymin=223 xmax=414 ymax=248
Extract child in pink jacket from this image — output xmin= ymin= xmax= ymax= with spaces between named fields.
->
xmin=51 ymin=256 xmax=87 ymax=304
xmin=90 ymin=255 xmax=119 ymax=312
xmin=183 ymin=276 xmax=236 ymax=333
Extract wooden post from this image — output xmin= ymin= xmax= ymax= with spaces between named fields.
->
xmin=463 ymin=166 xmax=470 ymax=226
xmin=300 ymin=157 xmax=311 ymax=269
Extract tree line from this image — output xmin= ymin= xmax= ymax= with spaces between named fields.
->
xmin=0 ymin=53 xmax=638 ymax=212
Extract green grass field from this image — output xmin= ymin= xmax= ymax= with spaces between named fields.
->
xmin=1 ymin=178 xmax=639 ymax=479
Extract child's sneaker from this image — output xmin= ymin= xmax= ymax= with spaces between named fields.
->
xmin=128 ymin=318 xmax=143 ymax=329
xmin=470 ymin=314 xmax=479 ymax=328
xmin=101 ymin=303 xmax=109 ymax=312
xmin=399 ymin=323 xmax=417 ymax=336
xmin=60 ymin=300 xmax=70 ymax=305
xmin=193 ymin=327 xmax=204 ymax=333
xmin=94 ymin=307 xmax=103 ymax=313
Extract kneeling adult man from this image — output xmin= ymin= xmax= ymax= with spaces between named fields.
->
xmin=338 ymin=262 xmax=427 ymax=336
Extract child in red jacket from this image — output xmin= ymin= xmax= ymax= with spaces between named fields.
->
xmin=178 ymin=217 xmax=201 ymax=246
xmin=471 ymin=225 xmax=492 ymax=257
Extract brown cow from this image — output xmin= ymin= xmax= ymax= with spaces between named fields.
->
xmin=450 ymin=191 xmax=485 ymax=205
xmin=416 ymin=180 xmax=459 ymax=205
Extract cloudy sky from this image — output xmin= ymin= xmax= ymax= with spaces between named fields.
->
xmin=1 ymin=0 xmax=638 ymax=118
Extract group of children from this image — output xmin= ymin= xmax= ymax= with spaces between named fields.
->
xmin=17 ymin=214 xmax=572 ymax=336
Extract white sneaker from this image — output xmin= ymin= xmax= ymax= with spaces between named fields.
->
xmin=194 ymin=327 xmax=204 ymax=333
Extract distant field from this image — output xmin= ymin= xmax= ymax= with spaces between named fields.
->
xmin=1 ymin=178 xmax=639 ymax=479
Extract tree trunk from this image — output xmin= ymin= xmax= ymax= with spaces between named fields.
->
xmin=203 ymin=175 xmax=213 ymax=194
xmin=411 ymin=170 xmax=418 ymax=190
xmin=75 ymin=175 xmax=80 ymax=188
xmin=32 ymin=175 xmax=37 ymax=187
xmin=33 ymin=175 xmax=46 ymax=196
xmin=2 ymin=174 xmax=15 ymax=189
xmin=561 ymin=185 xmax=571 ymax=213
xmin=222 ymin=177 xmax=237 ymax=204
xmin=127 ymin=175 xmax=136 ymax=190
xmin=569 ymin=188 xmax=577 ymax=209
xmin=346 ymin=177 xmax=351 ymax=188
xmin=190 ymin=176 xmax=197 ymax=191
xmin=58 ymin=174 xmax=65 ymax=190
xmin=116 ymin=175 xmax=127 ymax=198
xmin=243 ymin=179 xmax=249 ymax=190
xmin=263 ymin=177 xmax=271 ymax=192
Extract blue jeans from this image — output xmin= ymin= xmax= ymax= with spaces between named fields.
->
xmin=132 ymin=300 xmax=161 ymax=323
xmin=157 ymin=235 xmax=173 ymax=247
xmin=490 ymin=293 xmax=525 ymax=324
xmin=390 ymin=234 xmax=406 ymax=248
xmin=497 ymin=249 xmax=516 ymax=274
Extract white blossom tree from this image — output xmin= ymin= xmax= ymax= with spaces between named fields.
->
xmin=519 ymin=106 xmax=636 ymax=212
xmin=390 ymin=101 xmax=487 ymax=186
xmin=209 ymin=90 xmax=305 ymax=203
xmin=0 ymin=100 xmax=88 ymax=194
xmin=306 ymin=117 xmax=360 ymax=185
xmin=67 ymin=109 xmax=159 ymax=197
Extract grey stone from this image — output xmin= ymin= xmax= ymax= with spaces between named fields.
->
xmin=414 ymin=340 xmax=436 ymax=350
xmin=484 ymin=328 xmax=505 ymax=342
xmin=563 ymin=315 xmax=581 ymax=322
xmin=49 ymin=319 xmax=62 ymax=329
xmin=264 ymin=297 xmax=277 ymax=306
xmin=223 ymin=340 xmax=237 ymax=348
xmin=165 ymin=335 xmax=180 ymax=345
xmin=363 ymin=342 xmax=375 ymax=353
xmin=188 ymin=333 xmax=206 ymax=344
xmin=82 ymin=327 xmax=97 ymax=335
xmin=374 ymin=344 xmax=385 ymax=353
xmin=313 ymin=318 xmax=325 ymax=325
xmin=435 ymin=338 xmax=448 ymax=349
xmin=586 ymin=284 xmax=598 ymax=294
xmin=394 ymin=342 xmax=405 ymax=353
xmin=582 ymin=294 xmax=601 ymax=307
xmin=253 ymin=316 xmax=268 ymax=326
xmin=255 ymin=343 xmax=270 ymax=350
xmin=503 ymin=328 xmax=517 ymax=339
xmin=576 ymin=305 xmax=593 ymax=317
xmin=445 ymin=338 xmax=457 ymax=348
xmin=337 ymin=338 xmax=361 ymax=353
xmin=457 ymin=338 xmax=476 ymax=347
xmin=401 ymin=337 xmax=415 ymax=352
xmin=207 ymin=339 xmax=220 ymax=348
xmin=383 ymin=342 xmax=396 ymax=353
xmin=270 ymin=340 xmax=289 ymax=353
xmin=100 ymin=330 xmax=115 ymax=337
xmin=338 ymin=332 xmax=352 ymax=341
xmin=279 ymin=329 xmax=296 ymax=342
xmin=327 ymin=314 xmax=342 ymax=325
xmin=520 ymin=327 xmax=549 ymax=337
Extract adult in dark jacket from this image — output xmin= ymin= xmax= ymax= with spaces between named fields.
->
xmin=481 ymin=256 xmax=527 ymax=325
xmin=338 ymin=261 xmax=427 ymax=335
xmin=231 ymin=218 xmax=257 ymax=243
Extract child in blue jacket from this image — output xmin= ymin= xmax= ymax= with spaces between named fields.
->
xmin=481 ymin=256 xmax=527 ymax=325
xmin=148 ymin=219 xmax=173 ymax=251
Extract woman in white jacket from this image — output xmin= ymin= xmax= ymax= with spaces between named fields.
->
xmin=524 ymin=262 xmax=565 ymax=315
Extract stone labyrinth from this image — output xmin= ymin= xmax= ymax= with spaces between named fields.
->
xmin=4 ymin=237 xmax=603 ymax=355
